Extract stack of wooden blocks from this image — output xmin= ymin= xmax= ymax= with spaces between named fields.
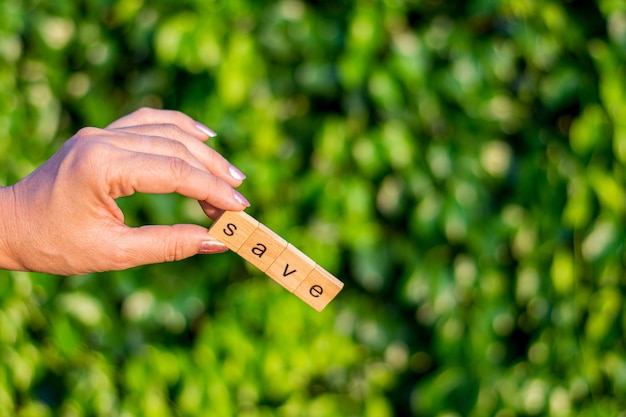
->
xmin=208 ymin=210 xmax=344 ymax=312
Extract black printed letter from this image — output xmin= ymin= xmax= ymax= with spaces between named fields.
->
xmin=309 ymin=285 xmax=323 ymax=298
xmin=223 ymin=223 xmax=237 ymax=236
xmin=283 ymin=264 xmax=296 ymax=277
xmin=251 ymin=243 xmax=267 ymax=257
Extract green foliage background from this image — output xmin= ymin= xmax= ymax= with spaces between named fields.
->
xmin=2 ymin=0 xmax=626 ymax=415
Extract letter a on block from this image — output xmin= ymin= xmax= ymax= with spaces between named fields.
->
xmin=266 ymin=244 xmax=315 ymax=292
xmin=251 ymin=244 xmax=267 ymax=257
xmin=208 ymin=211 xmax=259 ymax=252
xmin=238 ymin=224 xmax=288 ymax=272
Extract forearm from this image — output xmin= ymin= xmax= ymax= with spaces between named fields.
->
xmin=0 ymin=185 xmax=25 ymax=271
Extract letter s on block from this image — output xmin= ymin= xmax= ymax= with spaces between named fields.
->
xmin=223 ymin=223 xmax=237 ymax=236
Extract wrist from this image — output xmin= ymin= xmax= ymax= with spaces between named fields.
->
xmin=0 ymin=186 xmax=25 ymax=271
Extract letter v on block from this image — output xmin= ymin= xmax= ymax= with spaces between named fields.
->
xmin=209 ymin=210 xmax=344 ymax=311
xmin=266 ymin=244 xmax=315 ymax=292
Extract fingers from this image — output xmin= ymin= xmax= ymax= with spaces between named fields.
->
xmin=198 ymin=201 xmax=225 ymax=221
xmin=68 ymin=124 xmax=250 ymax=213
xmin=106 ymin=107 xmax=216 ymax=141
xmin=105 ymin=108 xmax=246 ymax=188
xmin=108 ymin=150 xmax=250 ymax=210
xmin=112 ymin=224 xmax=228 ymax=270
xmin=104 ymin=131 xmax=208 ymax=172
xmin=109 ymin=123 xmax=246 ymax=187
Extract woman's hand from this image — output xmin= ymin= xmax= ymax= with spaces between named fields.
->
xmin=0 ymin=108 xmax=249 ymax=275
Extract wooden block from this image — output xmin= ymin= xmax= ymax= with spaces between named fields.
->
xmin=266 ymin=244 xmax=316 ymax=292
xmin=208 ymin=210 xmax=259 ymax=252
xmin=293 ymin=265 xmax=344 ymax=312
xmin=209 ymin=211 xmax=344 ymax=311
xmin=238 ymin=223 xmax=288 ymax=272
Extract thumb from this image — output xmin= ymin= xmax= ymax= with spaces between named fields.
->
xmin=118 ymin=224 xmax=228 ymax=268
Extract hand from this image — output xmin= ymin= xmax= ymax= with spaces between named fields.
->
xmin=0 ymin=108 xmax=249 ymax=275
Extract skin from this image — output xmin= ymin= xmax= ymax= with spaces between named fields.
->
xmin=0 ymin=108 xmax=249 ymax=275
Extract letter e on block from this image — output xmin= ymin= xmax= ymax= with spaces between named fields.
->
xmin=208 ymin=211 xmax=259 ymax=252
xmin=294 ymin=265 xmax=344 ymax=312
xmin=238 ymin=224 xmax=288 ymax=272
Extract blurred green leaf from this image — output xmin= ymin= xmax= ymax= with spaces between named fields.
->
xmin=569 ymin=104 xmax=610 ymax=157
xmin=3 ymin=0 xmax=626 ymax=415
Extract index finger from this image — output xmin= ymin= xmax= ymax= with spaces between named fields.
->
xmin=106 ymin=107 xmax=217 ymax=141
xmin=108 ymin=149 xmax=250 ymax=211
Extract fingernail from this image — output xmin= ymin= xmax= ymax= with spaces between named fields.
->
xmin=228 ymin=164 xmax=247 ymax=181
xmin=233 ymin=190 xmax=250 ymax=207
xmin=195 ymin=121 xmax=218 ymax=138
xmin=199 ymin=241 xmax=228 ymax=254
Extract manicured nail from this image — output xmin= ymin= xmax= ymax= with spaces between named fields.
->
xmin=199 ymin=241 xmax=228 ymax=254
xmin=228 ymin=164 xmax=247 ymax=181
xmin=195 ymin=121 xmax=218 ymax=138
xmin=233 ymin=190 xmax=250 ymax=207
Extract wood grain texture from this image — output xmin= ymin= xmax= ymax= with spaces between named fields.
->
xmin=238 ymin=224 xmax=288 ymax=272
xmin=208 ymin=210 xmax=259 ymax=251
xmin=266 ymin=243 xmax=316 ymax=292
xmin=293 ymin=265 xmax=345 ymax=312
xmin=210 ymin=211 xmax=343 ymax=311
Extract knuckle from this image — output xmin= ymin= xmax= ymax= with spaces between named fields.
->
xmin=97 ymin=237 xmax=132 ymax=270
xmin=73 ymin=126 xmax=104 ymax=141
xmin=108 ymin=248 xmax=131 ymax=269
xmin=158 ymin=123 xmax=186 ymax=139
xmin=162 ymin=237 xmax=187 ymax=262
xmin=168 ymin=156 xmax=193 ymax=180
xmin=134 ymin=107 xmax=156 ymax=119
xmin=158 ymin=226 xmax=191 ymax=263
xmin=63 ymin=128 xmax=112 ymax=173
xmin=134 ymin=108 xmax=187 ymax=125
xmin=207 ymin=174 xmax=222 ymax=192
xmin=68 ymin=128 xmax=106 ymax=153
xmin=167 ymin=138 xmax=192 ymax=158
xmin=164 ymin=109 xmax=186 ymax=120
xmin=110 ymin=233 xmax=152 ymax=269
